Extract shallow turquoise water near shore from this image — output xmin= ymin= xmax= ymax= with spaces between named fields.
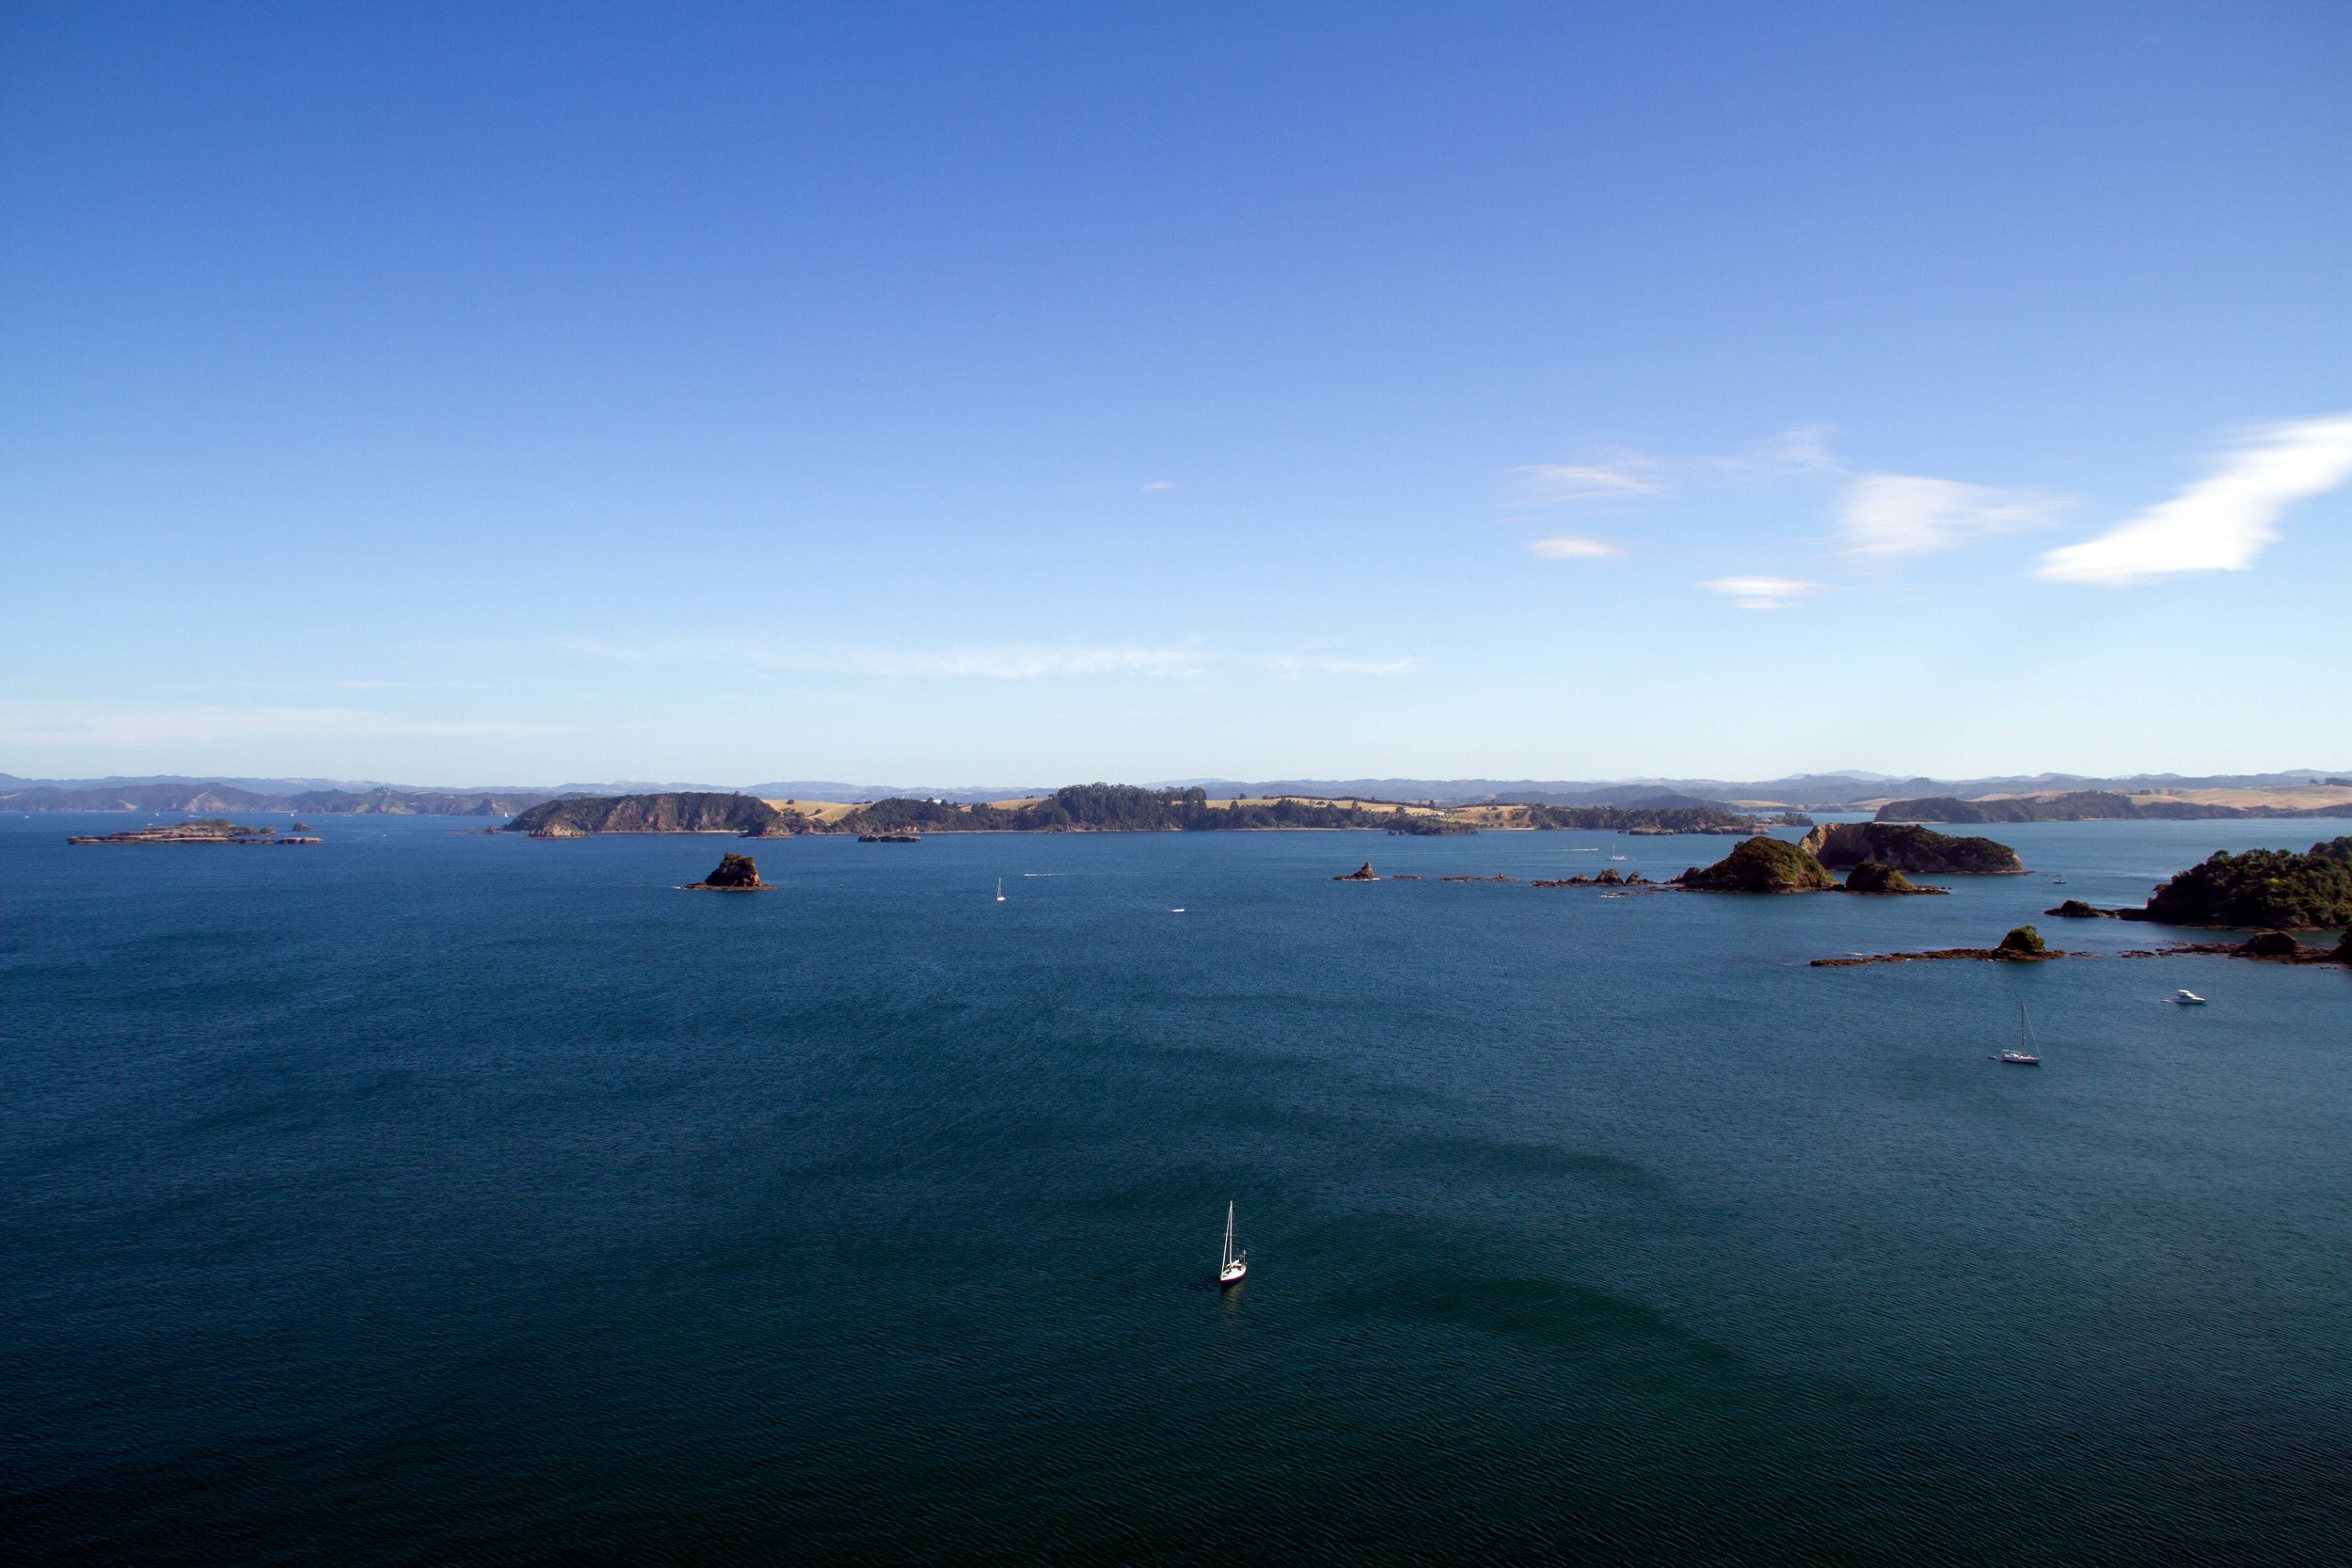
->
xmin=4 ymin=814 xmax=2349 ymax=1564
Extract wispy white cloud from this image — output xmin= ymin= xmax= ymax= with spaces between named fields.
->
xmin=1838 ymin=473 xmax=2068 ymax=558
xmin=554 ymin=635 xmax=1207 ymax=677
xmin=2037 ymin=415 xmax=2352 ymax=585
xmin=0 ymin=704 xmax=549 ymax=747
xmin=553 ymin=637 xmax=1415 ymax=682
xmin=1140 ymin=480 xmax=1176 ymax=493
xmin=1510 ymin=457 xmax=1665 ymax=505
xmin=844 ymin=645 xmax=1206 ymax=679
xmin=1697 ymin=577 xmax=1823 ymax=611
xmin=1508 ymin=426 xmax=1837 ymax=514
xmin=1262 ymin=656 xmax=1420 ymax=678
xmin=1732 ymin=424 xmax=1842 ymax=475
xmin=1526 ymin=533 xmax=1626 ymax=561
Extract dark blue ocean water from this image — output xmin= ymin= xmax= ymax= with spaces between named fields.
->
xmin=5 ymin=813 xmax=2349 ymax=1565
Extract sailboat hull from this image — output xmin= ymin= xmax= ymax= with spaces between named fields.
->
xmin=1219 ymin=1264 xmax=1246 ymax=1287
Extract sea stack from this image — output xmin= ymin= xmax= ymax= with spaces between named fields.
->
xmin=1333 ymin=862 xmax=1380 ymax=881
xmin=687 ymin=851 xmax=770 ymax=890
xmin=1995 ymin=925 xmax=2047 ymax=958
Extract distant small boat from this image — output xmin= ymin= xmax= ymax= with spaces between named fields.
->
xmin=1996 ymin=1002 xmax=2042 ymax=1065
xmin=995 ymin=877 xmax=1006 ymax=903
xmin=1218 ymin=1202 xmax=1247 ymax=1287
xmin=2051 ymin=876 xmax=2068 ymax=884
xmin=2173 ymin=990 xmax=2207 ymax=1006
xmin=1170 ymin=907 xmax=1186 ymax=913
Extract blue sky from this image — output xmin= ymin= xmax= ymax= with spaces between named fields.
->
xmin=4 ymin=1 xmax=2348 ymax=785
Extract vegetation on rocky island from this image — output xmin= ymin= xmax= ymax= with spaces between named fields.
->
xmin=1996 ymin=925 xmax=2047 ymax=956
xmin=1674 ymin=836 xmax=1836 ymax=893
xmin=2045 ymin=899 xmax=2108 ymax=918
xmin=507 ymin=792 xmax=792 ymax=837
xmin=834 ymin=785 xmax=1459 ymax=835
xmin=688 ymin=851 xmax=766 ymax=889
xmin=1841 ymin=861 xmax=1939 ymax=894
xmin=1802 ymin=821 xmax=2024 ymax=875
xmin=2122 ymin=837 xmax=2352 ymax=929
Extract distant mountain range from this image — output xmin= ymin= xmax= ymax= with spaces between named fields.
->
xmin=1137 ymin=771 xmax=2348 ymax=809
xmin=3 ymin=768 xmax=2344 ymax=816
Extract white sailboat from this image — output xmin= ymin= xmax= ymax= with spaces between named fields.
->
xmin=1998 ymin=1002 xmax=2042 ymax=1065
xmin=1218 ymin=1201 xmax=1248 ymax=1287
xmin=995 ymin=877 xmax=1006 ymax=902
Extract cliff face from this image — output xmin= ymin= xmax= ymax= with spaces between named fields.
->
xmin=507 ymin=792 xmax=789 ymax=837
xmin=1802 ymin=821 xmax=2025 ymax=875
xmin=1674 ymin=836 xmax=1836 ymax=893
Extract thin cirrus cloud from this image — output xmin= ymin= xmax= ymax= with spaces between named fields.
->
xmin=1526 ymin=534 xmax=1626 ymax=562
xmin=1510 ymin=426 xmax=1836 ymax=510
xmin=1509 ymin=458 xmax=1666 ymax=505
xmin=1837 ymin=473 xmax=2068 ymax=558
xmin=2037 ymin=414 xmax=2352 ymax=586
xmin=555 ymin=637 xmax=1411 ymax=681
xmin=1697 ymin=577 xmax=1824 ymax=611
xmin=556 ymin=634 xmax=1207 ymax=677
xmin=0 ymin=703 xmax=549 ymax=747
xmin=1140 ymin=480 xmax=1177 ymax=493
xmin=838 ymin=645 xmax=1207 ymax=679
xmin=1263 ymin=655 xmax=1421 ymax=678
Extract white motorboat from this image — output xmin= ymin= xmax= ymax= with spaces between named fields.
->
xmin=995 ymin=877 xmax=1006 ymax=902
xmin=1218 ymin=1202 xmax=1247 ymax=1287
xmin=2173 ymin=990 xmax=2207 ymax=1006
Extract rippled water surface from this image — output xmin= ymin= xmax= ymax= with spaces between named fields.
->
xmin=5 ymin=814 xmax=2350 ymax=1564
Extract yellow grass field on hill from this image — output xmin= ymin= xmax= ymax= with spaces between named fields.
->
xmin=2123 ymin=785 xmax=2352 ymax=811
xmin=1216 ymin=796 xmax=1444 ymax=815
xmin=759 ymin=799 xmax=859 ymax=824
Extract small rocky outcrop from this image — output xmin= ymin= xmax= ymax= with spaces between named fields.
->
xmin=1840 ymin=861 xmax=1945 ymax=895
xmin=1333 ymin=862 xmax=1380 ymax=881
xmin=1996 ymin=925 xmax=2047 ymax=958
xmin=686 ymin=851 xmax=770 ymax=890
xmin=1813 ymin=924 xmax=2068 ymax=966
xmin=1675 ymin=836 xmax=1836 ymax=894
xmin=2046 ymin=899 xmax=2109 ymax=918
xmin=2237 ymin=930 xmax=2302 ymax=958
